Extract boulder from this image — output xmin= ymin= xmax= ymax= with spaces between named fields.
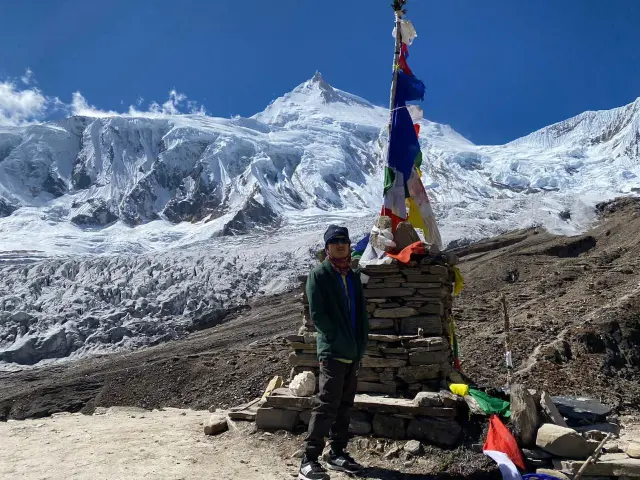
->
xmin=404 ymin=440 xmax=423 ymax=456
xmin=540 ymin=391 xmax=568 ymax=427
xmin=203 ymin=414 xmax=229 ymax=435
xmin=289 ymin=371 xmax=316 ymax=397
xmin=536 ymin=423 xmax=595 ymax=459
xmin=511 ymin=383 xmax=541 ymax=446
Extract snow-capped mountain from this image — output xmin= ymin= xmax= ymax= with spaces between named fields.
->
xmin=1 ymin=73 xmax=639 ymax=366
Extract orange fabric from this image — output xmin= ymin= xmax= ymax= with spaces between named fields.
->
xmin=483 ymin=415 xmax=526 ymax=470
xmin=414 ymin=124 xmax=420 ymax=137
xmin=386 ymin=241 xmax=425 ymax=264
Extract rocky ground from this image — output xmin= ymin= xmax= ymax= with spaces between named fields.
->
xmin=1 ymin=197 xmax=640 ymax=477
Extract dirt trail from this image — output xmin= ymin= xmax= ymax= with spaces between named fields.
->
xmin=0 ymin=407 xmax=493 ymax=480
xmin=0 ymin=407 xmax=300 ymax=480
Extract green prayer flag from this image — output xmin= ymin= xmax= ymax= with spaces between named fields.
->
xmin=469 ymin=388 xmax=511 ymax=418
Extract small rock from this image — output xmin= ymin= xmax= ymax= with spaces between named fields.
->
xmin=291 ymin=449 xmax=305 ymax=459
xmin=384 ymin=446 xmax=401 ymax=459
xmin=536 ymin=468 xmax=572 ymax=480
xmin=626 ymin=441 xmax=640 ymax=459
xmin=404 ymin=459 xmax=415 ymax=468
xmin=404 ymin=440 xmax=423 ymax=456
xmin=536 ymin=423 xmax=595 ymax=459
xmin=203 ymin=414 xmax=229 ymax=436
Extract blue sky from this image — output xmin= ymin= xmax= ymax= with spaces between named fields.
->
xmin=1 ymin=0 xmax=639 ymax=144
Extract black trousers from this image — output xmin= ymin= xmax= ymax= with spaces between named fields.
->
xmin=304 ymin=358 xmax=359 ymax=460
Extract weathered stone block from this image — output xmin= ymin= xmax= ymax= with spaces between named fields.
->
xmin=409 ymin=349 xmax=449 ymax=365
xmin=357 ymin=381 xmax=396 ymax=395
xmin=361 ymin=356 xmax=407 ymax=368
xmin=289 ymin=352 xmax=318 ymax=367
xmin=373 ymin=307 xmax=419 ymax=318
xmin=255 ymin=407 xmax=299 ymax=431
xmin=406 ymin=417 xmax=461 ymax=447
xmin=349 ymin=410 xmax=372 ymax=435
xmin=364 ymin=288 xmax=415 ymax=298
xmin=373 ymin=414 xmax=407 ymax=439
xmin=400 ymin=316 xmax=443 ymax=335
xmin=402 ymin=282 xmax=444 ymax=289
xmin=417 ymin=303 xmax=445 ymax=315
xmin=369 ymin=318 xmax=395 ymax=330
xmin=397 ymin=365 xmax=440 ymax=383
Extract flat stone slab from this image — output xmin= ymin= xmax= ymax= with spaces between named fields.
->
xmin=403 ymin=336 xmax=448 ymax=350
xmin=554 ymin=453 xmax=640 ymax=477
xmin=361 ymin=356 xmax=407 ymax=368
xmin=354 ymin=394 xmax=455 ymax=418
xmin=264 ymin=390 xmax=455 ymax=418
xmin=373 ymin=307 xmax=419 ymax=318
xmin=550 ymin=396 xmax=613 ymax=424
xmin=265 ymin=388 xmax=316 ymax=410
xmin=368 ymin=334 xmax=419 ymax=343
xmin=364 ymin=288 xmax=416 ymax=298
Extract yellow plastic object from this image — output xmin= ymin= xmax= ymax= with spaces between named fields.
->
xmin=449 ymin=383 xmax=470 ymax=397
xmin=453 ymin=266 xmax=464 ymax=297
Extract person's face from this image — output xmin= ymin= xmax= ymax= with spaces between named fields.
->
xmin=327 ymin=239 xmax=350 ymax=259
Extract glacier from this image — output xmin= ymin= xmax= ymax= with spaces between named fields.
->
xmin=1 ymin=72 xmax=639 ymax=366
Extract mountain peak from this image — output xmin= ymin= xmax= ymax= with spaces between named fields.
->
xmin=311 ymin=71 xmax=324 ymax=83
xmin=253 ymin=72 xmax=381 ymax=128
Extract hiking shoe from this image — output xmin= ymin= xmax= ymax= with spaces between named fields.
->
xmin=298 ymin=455 xmax=330 ymax=480
xmin=326 ymin=450 xmax=363 ymax=474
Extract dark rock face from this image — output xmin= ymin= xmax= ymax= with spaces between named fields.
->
xmin=71 ymin=198 xmax=119 ymax=226
xmin=221 ymin=194 xmax=280 ymax=236
xmin=0 ymin=198 xmax=17 ymax=217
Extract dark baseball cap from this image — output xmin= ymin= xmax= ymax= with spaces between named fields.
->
xmin=324 ymin=225 xmax=351 ymax=246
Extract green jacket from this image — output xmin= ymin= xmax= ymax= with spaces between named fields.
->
xmin=306 ymin=259 xmax=369 ymax=362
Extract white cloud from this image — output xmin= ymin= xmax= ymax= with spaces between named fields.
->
xmin=0 ymin=80 xmax=47 ymax=126
xmin=1 ymin=69 xmax=208 ymax=125
xmin=21 ymin=68 xmax=35 ymax=86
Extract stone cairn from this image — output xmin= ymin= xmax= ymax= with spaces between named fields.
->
xmin=247 ymin=252 xmax=464 ymax=445
xmin=289 ymin=257 xmax=455 ymax=396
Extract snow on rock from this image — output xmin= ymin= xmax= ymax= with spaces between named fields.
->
xmin=1 ymin=74 xmax=640 ymax=366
